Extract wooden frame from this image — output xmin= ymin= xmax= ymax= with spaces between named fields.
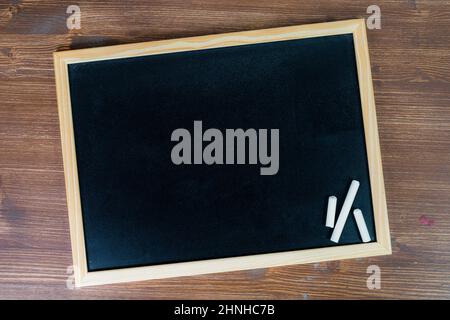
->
xmin=54 ymin=19 xmax=391 ymax=287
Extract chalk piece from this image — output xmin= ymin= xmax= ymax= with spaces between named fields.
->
xmin=353 ymin=209 xmax=371 ymax=242
xmin=330 ymin=180 xmax=360 ymax=243
xmin=326 ymin=196 xmax=337 ymax=228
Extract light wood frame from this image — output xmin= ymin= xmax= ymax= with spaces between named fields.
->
xmin=54 ymin=19 xmax=391 ymax=287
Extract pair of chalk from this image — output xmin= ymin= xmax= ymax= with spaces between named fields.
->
xmin=326 ymin=180 xmax=371 ymax=243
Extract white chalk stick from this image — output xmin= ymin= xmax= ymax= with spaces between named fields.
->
xmin=330 ymin=180 xmax=360 ymax=243
xmin=353 ymin=209 xmax=371 ymax=243
xmin=326 ymin=196 xmax=337 ymax=228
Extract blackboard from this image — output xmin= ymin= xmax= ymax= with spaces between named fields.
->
xmin=54 ymin=19 xmax=391 ymax=287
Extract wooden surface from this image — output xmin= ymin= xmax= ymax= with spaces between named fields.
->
xmin=0 ymin=0 xmax=449 ymax=299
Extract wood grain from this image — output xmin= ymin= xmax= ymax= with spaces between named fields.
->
xmin=1 ymin=0 xmax=450 ymax=299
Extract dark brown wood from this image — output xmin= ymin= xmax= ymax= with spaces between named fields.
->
xmin=1 ymin=0 xmax=449 ymax=299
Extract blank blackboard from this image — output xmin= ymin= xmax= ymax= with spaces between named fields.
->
xmin=54 ymin=19 xmax=391 ymax=287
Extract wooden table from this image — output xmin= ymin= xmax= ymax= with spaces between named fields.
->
xmin=1 ymin=0 xmax=449 ymax=299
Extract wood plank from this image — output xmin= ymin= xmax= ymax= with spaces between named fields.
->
xmin=0 ymin=0 xmax=449 ymax=298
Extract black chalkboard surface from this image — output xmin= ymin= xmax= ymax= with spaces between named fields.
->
xmin=55 ymin=19 xmax=390 ymax=286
